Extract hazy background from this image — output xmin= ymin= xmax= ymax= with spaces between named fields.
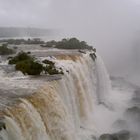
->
xmin=0 ymin=0 xmax=140 ymax=84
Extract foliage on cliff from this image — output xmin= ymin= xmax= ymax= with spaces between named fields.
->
xmin=16 ymin=60 xmax=43 ymax=75
xmin=89 ymin=53 xmax=97 ymax=61
xmin=0 ymin=44 xmax=15 ymax=55
xmin=42 ymin=59 xmax=63 ymax=75
xmin=0 ymin=38 xmax=45 ymax=45
xmin=41 ymin=38 xmax=93 ymax=50
xmin=8 ymin=51 xmax=34 ymax=64
xmin=8 ymin=52 xmax=63 ymax=75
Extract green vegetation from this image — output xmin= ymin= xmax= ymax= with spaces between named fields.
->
xmin=42 ymin=59 xmax=55 ymax=65
xmin=8 ymin=51 xmax=34 ymax=64
xmin=0 ymin=121 xmax=6 ymax=131
xmin=41 ymin=38 xmax=93 ymax=49
xmin=42 ymin=59 xmax=63 ymax=75
xmin=16 ymin=60 xmax=43 ymax=75
xmin=8 ymin=52 xmax=63 ymax=75
xmin=0 ymin=44 xmax=15 ymax=55
xmin=41 ymin=40 xmax=57 ymax=48
xmin=89 ymin=53 xmax=97 ymax=61
xmin=0 ymin=38 xmax=45 ymax=45
xmin=0 ymin=37 xmax=94 ymax=50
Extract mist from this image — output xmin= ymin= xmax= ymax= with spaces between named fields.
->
xmin=0 ymin=1 xmax=140 ymax=139
xmin=0 ymin=0 xmax=140 ymax=83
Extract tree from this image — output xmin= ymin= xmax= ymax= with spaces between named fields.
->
xmin=41 ymin=38 xmax=93 ymax=49
xmin=16 ymin=60 xmax=43 ymax=75
xmin=42 ymin=59 xmax=63 ymax=75
xmin=0 ymin=44 xmax=15 ymax=55
xmin=9 ymin=51 xmax=34 ymax=64
xmin=8 ymin=52 xmax=64 ymax=75
xmin=42 ymin=59 xmax=55 ymax=65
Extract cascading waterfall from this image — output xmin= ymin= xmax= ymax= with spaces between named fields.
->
xmin=95 ymin=54 xmax=112 ymax=108
xmin=0 ymin=51 xmax=112 ymax=140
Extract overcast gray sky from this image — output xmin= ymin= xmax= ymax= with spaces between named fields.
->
xmin=0 ymin=0 xmax=139 ymax=29
xmin=0 ymin=0 xmax=140 ymax=75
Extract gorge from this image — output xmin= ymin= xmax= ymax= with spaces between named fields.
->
xmin=0 ymin=48 xmax=139 ymax=140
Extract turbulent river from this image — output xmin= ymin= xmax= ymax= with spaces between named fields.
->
xmin=0 ymin=49 xmax=139 ymax=140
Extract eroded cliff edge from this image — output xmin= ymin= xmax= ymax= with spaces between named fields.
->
xmin=0 ymin=50 xmax=100 ymax=140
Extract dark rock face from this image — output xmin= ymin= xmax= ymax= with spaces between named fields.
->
xmin=99 ymin=130 xmax=130 ymax=140
xmin=126 ymin=106 xmax=140 ymax=114
xmin=132 ymin=89 xmax=140 ymax=106
xmin=132 ymin=97 xmax=140 ymax=106
xmin=91 ymin=135 xmax=97 ymax=140
xmin=114 ymin=130 xmax=130 ymax=140
xmin=125 ymin=106 xmax=140 ymax=121
xmin=134 ymin=89 xmax=140 ymax=95
xmin=90 ymin=53 xmax=96 ymax=61
xmin=99 ymin=134 xmax=118 ymax=140
xmin=0 ymin=119 xmax=6 ymax=131
xmin=112 ymin=119 xmax=128 ymax=129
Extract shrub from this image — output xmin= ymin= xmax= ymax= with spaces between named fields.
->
xmin=0 ymin=38 xmax=45 ymax=45
xmin=8 ymin=52 xmax=63 ymax=75
xmin=42 ymin=59 xmax=55 ymax=65
xmin=42 ymin=59 xmax=63 ymax=75
xmin=16 ymin=60 xmax=43 ymax=75
xmin=90 ymin=53 xmax=97 ymax=61
xmin=43 ymin=65 xmax=63 ymax=75
xmin=0 ymin=44 xmax=15 ymax=55
xmin=9 ymin=51 xmax=34 ymax=64
xmin=41 ymin=38 xmax=93 ymax=50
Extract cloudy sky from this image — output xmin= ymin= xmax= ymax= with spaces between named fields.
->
xmin=0 ymin=0 xmax=140 ymax=75
xmin=0 ymin=0 xmax=139 ymax=29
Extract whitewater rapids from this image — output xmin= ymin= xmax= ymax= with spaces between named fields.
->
xmin=0 ymin=50 xmax=137 ymax=140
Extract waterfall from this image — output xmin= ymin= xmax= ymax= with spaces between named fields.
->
xmin=0 ymin=52 xmax=112 ymax=140
xmin=95 ymin=54 xmax=112 ymax=108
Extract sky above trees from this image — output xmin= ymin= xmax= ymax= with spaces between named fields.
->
xmin=0 ymin=0 xmax=140 ymax=75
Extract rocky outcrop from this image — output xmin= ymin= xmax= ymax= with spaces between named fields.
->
xmin=99 ymin=130 xmax=131 ymax=140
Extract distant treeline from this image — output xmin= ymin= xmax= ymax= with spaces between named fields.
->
xmin=8 ymin=51 xmax=63 ymax=75
xmin=41 ymin=38 xmax=93 ymax=50
xmin=0 ymin=27 xmax=53 ymax=38
xmin=0 ymin=44 xmax=15 ymax=55
xmin=0 ymin=37 xmax=93 ymax=50
xmin=0 ymin=38 xmax=44 ymax=45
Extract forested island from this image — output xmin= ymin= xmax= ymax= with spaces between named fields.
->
xmin=0 ymin=38 xmax=93 ymax=50
xmin=0 ymin=37 xmax=96 ymax=75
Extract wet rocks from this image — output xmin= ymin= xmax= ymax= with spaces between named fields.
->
xmin=90 ymin=53 xmax=96 ymax=61
xmin=91 ymin=135 xmax=97 ymax=140
xmin=78 ymin=49 xmax=86 ymax=54
xmin=125 ymin=106 xmax=140 ymax=121
xmin=112 ymin=119 xmax=128 ymax=130
xmin=99 ymin=130 xmax=130 ymax=140
xmin=114 ymin=130 xmax=130 ymax=140
xmin=132 ymin=89 xmax=140 ymax=106
xmin=0 ymin=118 xmax=6 ymax=131
xmin=99 ymin=134 xmax=118 ymax=140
